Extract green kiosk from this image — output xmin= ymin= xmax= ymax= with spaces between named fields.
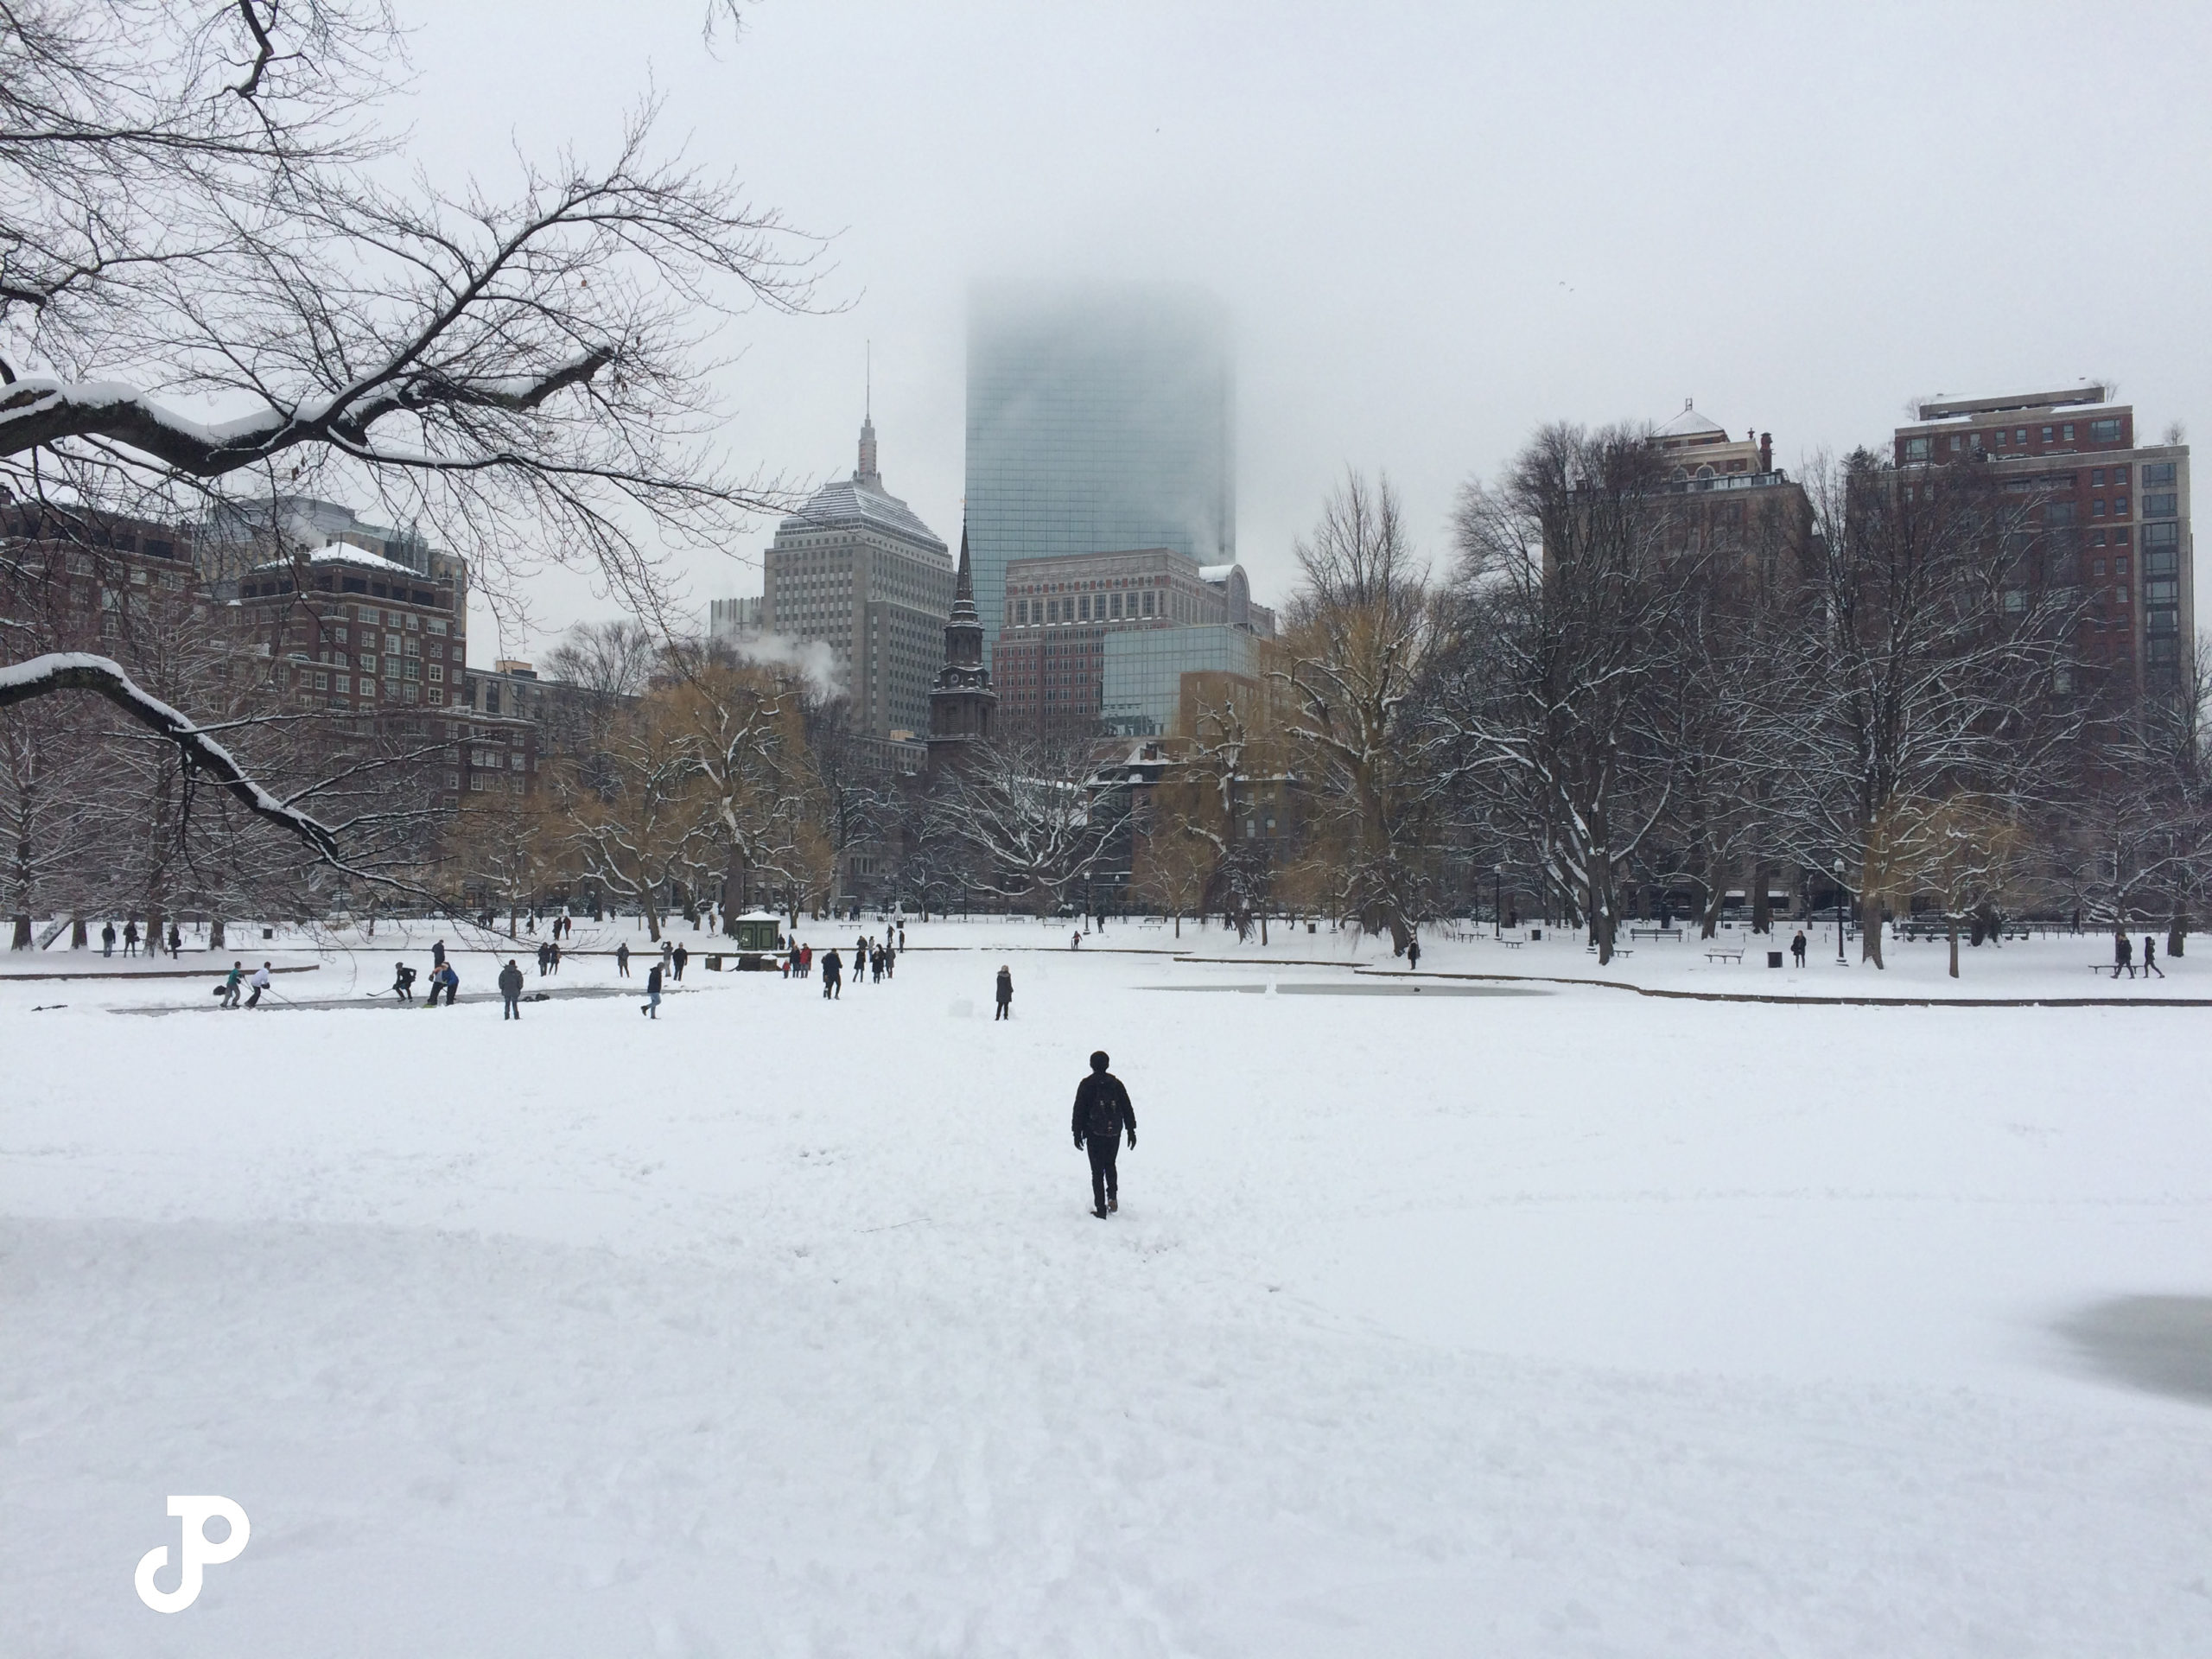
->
xmin=729 ymin=910 xmax=787 ymax=971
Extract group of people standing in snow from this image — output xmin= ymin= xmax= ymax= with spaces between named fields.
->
xmin=100 ymin=920 xmax=184 ymax=958
xmin=785 ymin=921 xmax=906 ymax=1000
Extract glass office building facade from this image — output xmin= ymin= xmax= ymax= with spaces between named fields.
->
xmin=964 ymin=283 xmax=1235 ymax=664
xmin=1101 ymin=625 xmax=1261 ymax=738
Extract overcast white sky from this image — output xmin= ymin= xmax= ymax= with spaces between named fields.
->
xmin=401 ymin=1 xmax=2212 ymax=655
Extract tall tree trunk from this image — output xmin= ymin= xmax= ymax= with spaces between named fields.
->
xmin=1699 ymin=852 xmax=1727 ymax=939
xmin=2169 ymin=908 xmax=2187 ymax=958
xmin=1859 ymin=890 xmax=1885 ymax=968
xmin=71 ymin=912 xmax=88 ymax=949
xmin=1947 ymin=913 xmax=1960 ymax=979
xmin=1750 ymin=860 xmax=1772 ymax=935
xmin=210 ymin=915 xmax=226 ymax=950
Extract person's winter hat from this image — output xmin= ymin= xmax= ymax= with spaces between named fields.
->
xmin=1090 ymin=1051 xmax=1109 ymax=1072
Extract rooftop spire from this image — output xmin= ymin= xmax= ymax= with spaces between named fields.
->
xmin=856 ymin=412 xmax=880 ymax=486
xmin=950 ymin=520 xmax=976 ymax=619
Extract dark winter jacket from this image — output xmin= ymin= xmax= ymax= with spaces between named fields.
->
xmin=822 ymin=950 xmax=842 ymax=981
xmin=1072 ymin=1071 xmax=1135 ymax=1143
xmin=498 ymin=963 xmax=524 ymax=996
xmin=645 ymin=963 xmax=664 ymax=995
xmin=995 ymin=968 xmax=1013 ymax=1004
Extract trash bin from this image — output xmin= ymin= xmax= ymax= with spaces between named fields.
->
xmin=1767 ymin=950 xmax=1784 ymax=969
xmin=704 ymin=953 xmax=724 ymax=972
xmin=1529 ymin=928 xmax=1541 ymax=941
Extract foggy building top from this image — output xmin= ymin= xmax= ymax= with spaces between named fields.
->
xmin=963 ymin=282 xmax=1236 ymax=664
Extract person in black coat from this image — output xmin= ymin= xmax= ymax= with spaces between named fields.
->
xmin=642 ymin=960 xmax=664 ymax=1018
xmin=995 ymin=964 xmax=1013 ymax=1020
xmin=820 ymin=949 xmax=842 ymax=999
xmin=498 ymin=958 xmax=524 ymax=1019
xmin=1071 ymin=1050 xmax=1136 ymax=1218
xmin=672 ymin=943 xmax=688 ymax=982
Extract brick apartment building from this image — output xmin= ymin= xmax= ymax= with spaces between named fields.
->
xmin=1893 ymin=387 xmax=2193 ymax=700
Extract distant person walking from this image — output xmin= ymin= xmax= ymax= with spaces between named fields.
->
xmin=429 ymin=962 xmax=459 ymax=1006
xmin=995 ymin=964 xmax=1014 ymax=1020
xmin=549 ymin=940 xmax=561 ymax=975
xmin=101 ymin=921 xmax=116 ymax=957
xmin=1790 ymin=928 xmax=1808 ymax=967
xmin=245 ymin=962 xmax=273 ymax=1007
xmin=391 ymin=962 xmax=416 ymax=1004
xmin=221 ymin=962 xmax=244 ymax=1007
xmin=821 ymin=949 xmax=842 ymax=1000
xmin=642 ymin=960 xmax=664 ymax=1019
xmin=672 ymin=943 xmax=688 ymax=982
xmin=432 ymin=938 xmax=447 ymax=971
xmin=499 ymin=957 xmax=525 ymax=1019
xmin=616 ymin=940 xmax=631 ymax=977
xmin=167 ymin=924 xmax=181 ymax=959
xmin=122 ymin=919 xmax=138 ymax=957
xmin=1071 ymin=1050 xmax=1136 ymax=1218
xmin=2114 ymin=931 xmax=2135 ymax=980
xmin=1071 ymin=931 xmax=1082 ymax=950
xmin=1406 ymin=938 xmax=1421 ymax=971
xmin=800 ymin=944 xmax=813 ymax=978
xmin=2144 ymin=935 xmax=2166 ymax=980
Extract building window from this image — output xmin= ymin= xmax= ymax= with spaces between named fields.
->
xmin=2113 ymin=496 xmax=2129 ymax=518
xmin=2090 ymin=418 xmax=2122 ymax=443
xmin=1904 ymin=436 xmax=1931 ymax=461
xmin=2041 ymin=426 xmax=2055 ymax=442
xmin=2014 ymin=428 xmax=2027 ymax=443
xmin=2093 ymin=499 xmax=2107 ymax=517
xmin=2115 ymin=527 xmax=2131 ymax=544
xmin=2092 ymin=468 xmax=2105 ymax=486
xmin=470 ymin=775 xmax=484 ymax=791
xmin=2144 ymin=493 xmax=2177 ymax=519
xmin=2063 ymin=423 xmax=2075 ymax=441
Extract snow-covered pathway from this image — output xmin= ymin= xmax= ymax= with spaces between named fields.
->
xmin=6 ymin=943 xmax=2211 ymax=1655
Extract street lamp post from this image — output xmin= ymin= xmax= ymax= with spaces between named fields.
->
xmin=1494 ymin=864 xmax=1504 ymax=938
xmin=1834 ymin=857 xmax=1847 ymax=963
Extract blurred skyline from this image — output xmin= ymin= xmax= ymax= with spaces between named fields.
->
xmin=397 ymin=1 xmax=2212 ymax=653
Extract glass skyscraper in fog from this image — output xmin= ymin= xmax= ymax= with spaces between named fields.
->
xmin=964 ymin=283 xmax=1235 ymax=662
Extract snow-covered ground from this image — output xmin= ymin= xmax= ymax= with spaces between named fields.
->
xmin=7 ymin=920 xmax=2212 ymax=1655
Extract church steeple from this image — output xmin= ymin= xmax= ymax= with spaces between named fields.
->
xmin=928 ymin=520 xmax=996 ymax=773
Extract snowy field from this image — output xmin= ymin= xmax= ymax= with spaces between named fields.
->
xmin=7 ymin=919 xmax=2212 ymax=1655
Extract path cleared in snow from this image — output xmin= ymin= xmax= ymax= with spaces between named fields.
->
xmin=5 ymin=925 xmax=2212 ymax=1656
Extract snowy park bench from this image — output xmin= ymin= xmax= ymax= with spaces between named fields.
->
xmin=1704 ymin=945 xmax=1745 ymax=963
xmin=1628 ymin=926 xmax=1683 ymax=942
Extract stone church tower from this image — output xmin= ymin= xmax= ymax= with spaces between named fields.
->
xmin=927 ymin=523 xmax=997 ymax=775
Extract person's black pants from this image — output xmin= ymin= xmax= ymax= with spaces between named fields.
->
xmin=995 ymin=999 xmax=1009 ymax=1020
xmin=503 ymin=994 xmax=519 ymax=1020
xmin=1086 ymin=1135 xmax=1119 ymax=1211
